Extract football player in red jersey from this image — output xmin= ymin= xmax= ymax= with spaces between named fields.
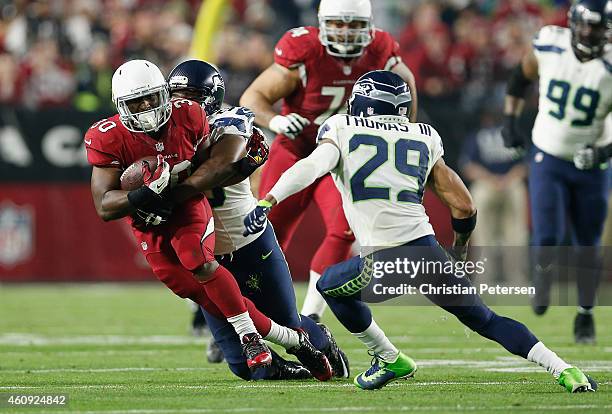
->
xmin=240 ymin=0 xmax=418 ymax=322
xmin=85 ymin=59 xmax=332 ymax=380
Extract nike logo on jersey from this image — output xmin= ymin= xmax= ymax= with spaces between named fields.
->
xmin=275 ymin=48 xmax=283 ymax=56
xmin=84 ymin=139 xmax=92 ymax=145
xmin=261 ymin=250 xmax=273 ymax=260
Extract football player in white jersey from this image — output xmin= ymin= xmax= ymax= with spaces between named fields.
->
xmin=501 ymin=0 xmax=611 ymax=343
xmin=167 ymin=59 xmax=349 ymax=381
xmin=244 ymin=70 xmax=596 ymax=393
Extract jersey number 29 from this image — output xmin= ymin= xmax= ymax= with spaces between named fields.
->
xmin=349 ymin=134 xmax=429 ymax=204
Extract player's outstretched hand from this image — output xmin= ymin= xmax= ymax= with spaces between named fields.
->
xmin=269 ymin=113 xmax=310 ymax=140
xmin=501 ymin=115 xmax=525 ymax=149
xmin=243 ymin=200 xmax=272 ymax=236
xmin=573 ymin=145 xmax=596 ymax=170
xmin=143 ymin=154 xmax=171 ymax=195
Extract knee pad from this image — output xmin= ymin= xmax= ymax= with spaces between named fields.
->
xmin=317 ymin=256 xmax=370 ymax=297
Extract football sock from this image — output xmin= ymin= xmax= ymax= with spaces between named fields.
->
xmin=301 ymin=270 xmax=327 ymax=318
xmin=353 ymin=319 xmax=399 ymax=363
xmin=577 ymin=306 xmax=593 ymax=315
xmin=226 ymin=311 xmax=258 ymax=341
xmin=200 ymin=265 xmax=247 ymax=317
xmin=265 ymin=320 xmax=300 ymax=349
xmin=243 ymin=297 xmax=272 ymax=336
xmin=299 ymin=314 xmax=330 ymax=350
xmin=527 ymin=341 xmax=572 ymax=379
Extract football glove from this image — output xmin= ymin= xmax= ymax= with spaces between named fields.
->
xmin=573 ymin=145 xmax=597 ymax=170
xmin=501 ymin=114 xmax=526 ymax=149
xmin=269 ymin=113 xmax=310 ymax=139
xmin=127 ymin=155 xmax=171 ymax=210
xmin=243 ymin=200 xmax=272 ymax=236
xmin=134 ymin=197 xmax=173 ymax=227
xmin=234 ymin=127 xmax=270 ymax=177
xmin=143 ymin=154 xmax=171 ymax=194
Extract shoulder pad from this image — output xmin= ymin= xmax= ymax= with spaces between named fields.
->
xmin=274 ymin=26 xmax=319 ymax=68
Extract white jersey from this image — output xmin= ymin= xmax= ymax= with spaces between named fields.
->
xmin=207 ymin=106 xmax=265 ymax=255
xmin=319 ymin=114 xmax=444 ymax=249
xmin=532 ymin=26 xmax=612 ymax=159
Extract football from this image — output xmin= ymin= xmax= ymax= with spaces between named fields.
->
xmin=119 ymin=156 xmax=158 ymax=191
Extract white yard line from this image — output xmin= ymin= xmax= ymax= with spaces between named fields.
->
xmin=20 ymin=405 xmax=612 ymax=414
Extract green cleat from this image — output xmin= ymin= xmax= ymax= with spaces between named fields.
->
xmin=558 ymin=367 xmax=597 ymax=393
xmin=354 ymin=351 xmax=417 ymax=390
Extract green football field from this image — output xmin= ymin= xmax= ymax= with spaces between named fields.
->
xmin=0 ymin=283 xmax=610 ymax=414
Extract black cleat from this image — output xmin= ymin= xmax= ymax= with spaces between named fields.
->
xmin=266 ymin=349 xmax=312 ymax=380
xmin=192 ymin=308 xmax=209 ymax=337
xmin=318 ymin=323 xmax=350 ymax=378
xmin=307 ymin=313 xmax=321 ymax=324
xmin=287 ymin=329 xmax=333 ymax=381
xmin=206 ymin=339 xmax=224 ymax=363
xmin=574 ymin=313 xmax=596 ymax=344
xmin=531 ymin=265 xmax=552 ymax=315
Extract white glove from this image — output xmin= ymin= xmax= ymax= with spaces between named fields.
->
xmin=573 ymin=145 xmax=595 ymax=170
xmin=143 ymin=154 xmax=171 ymax=195
xmin=268 ymin=113 xmax=310 ymax=139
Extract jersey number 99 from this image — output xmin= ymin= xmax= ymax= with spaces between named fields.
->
xmin=546 ymin=79 xmax=600 ymax=127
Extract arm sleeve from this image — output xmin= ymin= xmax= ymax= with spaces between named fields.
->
xmin=268 ymin=143 xmax=340 ymax=203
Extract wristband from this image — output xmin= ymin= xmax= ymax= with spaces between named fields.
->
xmin=127 ymin=186 xmax=157 ymax=209
xmin=257 ymin=199 xmax=273 ymax=208
xmin=451 ymin=212 xmax=477 ymax=234
xmin=232 ymin=157 xmax=258 ymax=177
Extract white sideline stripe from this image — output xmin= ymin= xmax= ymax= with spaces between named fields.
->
xmin=18 ymin=405 xmax=612 ymax=414
xmin=2 ymin=381 xmax=609 ymax=390
xmin=0 ymin=334 xmax=206 ymax=346
xmin=0 ymin=367 xmax=216 ymax=374
xmin=1 ymin=333 xmax=600 ymax=347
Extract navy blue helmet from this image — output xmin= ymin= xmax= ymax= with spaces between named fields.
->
xmin=568 ymin=0 xmax=611 ymax=61
xmin=348 ymin=70 xmax=412 ymax=118
xmin=167 ymin=59 xmax=225 ymax=115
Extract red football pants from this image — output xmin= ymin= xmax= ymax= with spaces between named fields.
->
xmin=259 ymin=140 xmax=355 ymax=275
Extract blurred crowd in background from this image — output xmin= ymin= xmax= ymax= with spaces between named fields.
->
xmin=0 ymin=0 xmax=571 ymax=114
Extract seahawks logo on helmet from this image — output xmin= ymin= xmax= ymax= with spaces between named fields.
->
xmin=211 ymin=74 xmax=224 ymax=93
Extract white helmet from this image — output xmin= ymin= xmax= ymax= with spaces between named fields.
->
xmin=318 ymin=0 xmax=373 ymax=58
xmin=111 ymin=60 xmax=172 ymax=133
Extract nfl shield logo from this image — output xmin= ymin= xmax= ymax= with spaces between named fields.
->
xmin=0 ymin=202 xmax=34 ymax=267
xmin=155 ymin=142 xmax=164 ymax=152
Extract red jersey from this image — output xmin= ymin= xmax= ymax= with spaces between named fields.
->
xmin=85 ymin=98 xmax=211 ymax=231
xmin=274 ymin=26 xmax=402 ymax=158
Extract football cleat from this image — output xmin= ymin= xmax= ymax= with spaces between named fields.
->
xmin=531 ymin=264 xmax=552 ymax=315
xmin=558 ymin=367 xmax=596 ymax=393
xmin=354 ymin=351 xmax=417 ymax=390
xmin=266 ymin=348 xmax=312 ymax=380
xmin=287 ymin=329 xmax=333 ymax=381
xmin=191 ymin=308 xmax=209 ymax=337
xmin=206 ymin=339 xmax=224 ymax=363
xmin=574 ymin=313 xmax=596 ymax=344
xmin=318 ymin=323 xmax=350 ymax=378
xmin=241 ymin=333 xmax=272 ymax=371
